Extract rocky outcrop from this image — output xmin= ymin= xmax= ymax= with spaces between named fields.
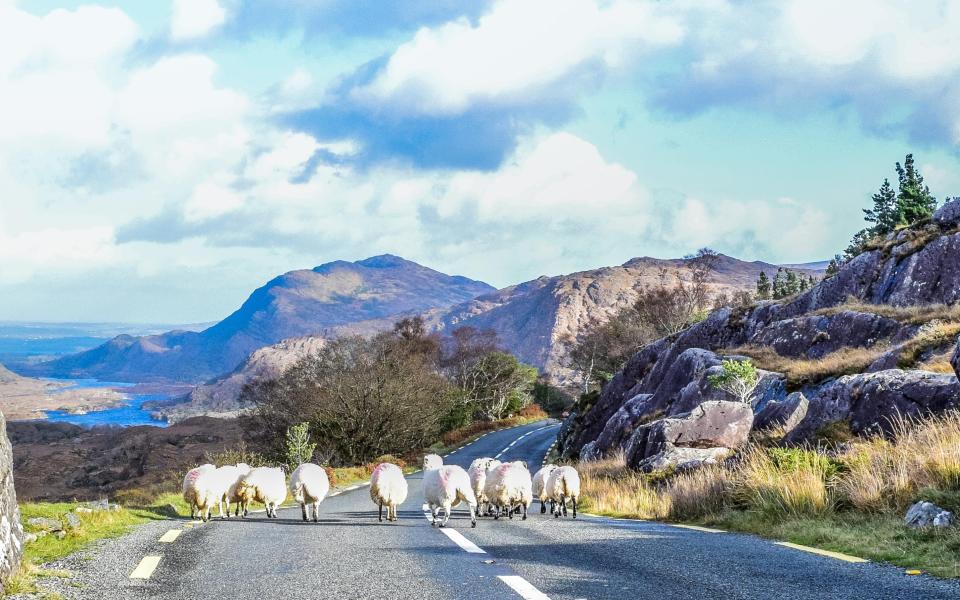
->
xmin=559 ymin=200 xmax=960 ymax=466
xmin=623 ymin=401 xmax=753 ymax=472
xmin=749 ymin=312 xmax=909 ymax=359
xmin=788 ymin=371 xmax=960 ymax=441
xmin=0 ymin=411 xmax=24 ymax=583
xmin=905 ymin=501 xmax=955 ymax=529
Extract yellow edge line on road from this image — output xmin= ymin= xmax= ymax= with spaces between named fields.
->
xmin=670 ymin=524 xmax=726 ymax=533
xmin=129 ymin=555 xmax=162 ymax=579
xmin=158 ymin=529 xmax=182 ymax=543
xmin=776 ymin=542 xmax=868 ymax=563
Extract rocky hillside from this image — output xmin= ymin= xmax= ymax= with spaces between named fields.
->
xmin=30 ymin=255 xmax=493 ymax=383
xmin=559 ymin=199 xmax=960 ymax=471
xmin=147 ymin=336 xmax=327 ymax=422
xmin=426 ymin=254 xmax=822 ymax=384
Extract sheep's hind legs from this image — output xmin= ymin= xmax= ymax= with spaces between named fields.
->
xmin=438 ymin=504 xmax=451 ymax=528
xmin=301 ymin=503 xmax=308 ymax=522
xmin=378 ymin=503 xmax=383 ymax=522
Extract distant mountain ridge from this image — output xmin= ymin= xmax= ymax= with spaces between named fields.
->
xmin=32 ymin=255 xmax=494 ymax=383
xmin=424 ymin=254 xmax=824 ymax=384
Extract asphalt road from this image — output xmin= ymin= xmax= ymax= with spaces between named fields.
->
xmin=61 ymin=420 xmax=960 ymax=600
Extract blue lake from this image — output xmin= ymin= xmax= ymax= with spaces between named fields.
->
xmin=43 ymin=378 xmax=169 ymax=427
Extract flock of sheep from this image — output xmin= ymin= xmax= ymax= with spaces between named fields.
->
xmin=182 ymin=454 xmax=580 ymax=528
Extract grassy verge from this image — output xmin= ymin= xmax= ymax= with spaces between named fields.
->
xmin=578 ymin=411 xmax=960 ymax=578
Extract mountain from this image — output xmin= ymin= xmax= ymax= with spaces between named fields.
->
xmin=33 ymin=255 xmax=494 ymax=383
xmin=424 ymin=254 xmax=823 ymax=384
xmin=147 ymin=335 xmax=328 ymax=422
xmin=558 ymin=199 xmax=960 ymax=471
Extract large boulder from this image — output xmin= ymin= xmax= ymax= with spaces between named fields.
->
xmin=0 ymin=411 xmax=23 ymax=583
xmin=754 ymin=392 xmax=808 ymax=435
xmin=905 ymin=501 xmax=954 ymax=529
xmin=624 ymin=401 xmax=753 ymax=471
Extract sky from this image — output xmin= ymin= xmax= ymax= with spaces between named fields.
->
xmin=2 ymin=0 xmax=960 ymax=323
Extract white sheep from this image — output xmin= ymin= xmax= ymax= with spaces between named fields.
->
xmin=485 ymin=461 xmax=533 ymax=520
xmin=468 ymin=457 xmax=501 ymax=517
xmin=546 ymin=465 xmax=581 ymax=518
xmin=422 ymin=454 xmax=477 ymax=528
xmin=182 ymin=463 xmax=218 ymax=521
xmin=370 ymin=462 xmax=408 ymax=522
xmin=532 ymin=464 xmax=558 ymax=514
xmin=289 ymin=463 xmax=330 ymax=522
xmin=225 ymin=462 xmax=252 ymax=517
xmin=236 ymin=466 xmax=287 ymax=518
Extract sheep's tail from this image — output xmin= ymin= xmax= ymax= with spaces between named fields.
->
xmin=457 ymin=482 xmax=478 ymax=507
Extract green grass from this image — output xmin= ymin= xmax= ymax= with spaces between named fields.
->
xmin=703 ymin=511 xmax=960 ymax=578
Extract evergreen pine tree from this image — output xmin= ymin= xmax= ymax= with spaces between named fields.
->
xmin=772 ymin=268 xmax=786 ymax=299
xmin=826 ymin=256 xmax=841 ymax=277
xmin=863 ymin=178 xmax=900 ymax=235
xmin=756 ymin=271 xmax=772 ymax=300
xmin=896 ymin=154 xmax=937 ymax=224
xmin=785 ymin=270 xmax=800 ymax=295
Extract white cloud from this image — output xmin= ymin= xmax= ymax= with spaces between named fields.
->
xmin=660 ymin=0 xmax=960 ymax=144
xmin=352 ymin=0 xmax=684 ymax=115
xmin=170 ymin=0 xmax=227 ymax=41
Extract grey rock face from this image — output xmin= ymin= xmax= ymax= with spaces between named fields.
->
xmin=905 ymin=501 xmax=955 ymax=528
xmin=637 ymin=446 xmax=732 ymax=472
xmin=624 ymin=401 xmax=753 ymax=471
xmin=0 ymin=411 xmax=23 ymax=583
xmin=933 ymin=197 xmax=960 ymax=226
xmin=952 ymin=337 xmax=959 ymax=380
xmin=749 ymin=312 xmax=907 ymax=359
xmin=788 ymin=370 xmax=960 ymax=442
xmin=754 ymin=392 xmax=808 ymax=435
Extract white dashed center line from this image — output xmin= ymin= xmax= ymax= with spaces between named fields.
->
xmin=498 ymin=575 xmax=552 ymax=599
xmin=129 ymin=555 xmax=162 ymax=579
xmin=424 ymin=424 xmax=556 ymax=600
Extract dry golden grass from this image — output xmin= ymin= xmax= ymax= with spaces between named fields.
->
xmin=578 ymin=452 xmax=670 ymax=519
xmin=812 ymin=299 xmax=960 ymax=325
xmin=837 ymin=412 xmax=960 ymax=513
xmin=663 ymin=465 xmax=730 ymax=520
xmin=734 ymin=447 xmax=833 ymax=518
xmin=729 ymin=344 xmax=888 ymax=385
xmin=897 ymin=321 xmax=960 ymax=368
xmin=581 ymin=412 xmax=960 ymax=519
xmin=917 ymin=352 xmax=956 ymax=374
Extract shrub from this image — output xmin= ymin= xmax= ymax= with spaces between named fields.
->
xmin=285 ymin=422 xmax=316 ymax=469
xmin=518 ymin=403 xmax=548 ymax=419
xmin=708 ymin=359 xmax=759 ymax=404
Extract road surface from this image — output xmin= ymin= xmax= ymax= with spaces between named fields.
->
xmin=57 ymin=420 xmax=960 ymax=599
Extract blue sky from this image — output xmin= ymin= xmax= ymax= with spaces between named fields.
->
xmin=1 ymin=0 xmax=959 ymax=323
